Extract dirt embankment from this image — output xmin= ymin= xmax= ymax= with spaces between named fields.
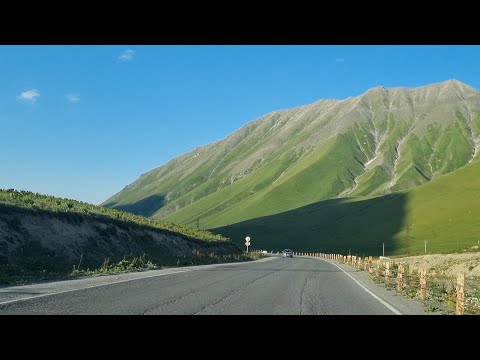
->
xmin=394 ymin=251 xmax=480 ymax=277
xmin=0 ymin=208 xmax=240 ymax=273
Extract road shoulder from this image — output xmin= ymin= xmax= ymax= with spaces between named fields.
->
xmin=316 ymin=258 xmax=429 ymax=315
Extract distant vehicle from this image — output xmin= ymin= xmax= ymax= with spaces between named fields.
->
xmin=282 ymin=249 xmax=293 ymax=258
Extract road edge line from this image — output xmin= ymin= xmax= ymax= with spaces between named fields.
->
xmin=0 ymin=256 xmax=276 ymax=307
xmin=0 ymin=268 xmax=193 ymax=306
xmin=317 ymin=258 xmax=402 ymax=315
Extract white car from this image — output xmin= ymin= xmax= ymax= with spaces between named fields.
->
xmin=282 ymin=249 xmax=293 ymax=258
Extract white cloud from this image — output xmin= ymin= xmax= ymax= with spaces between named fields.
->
xmin=335 ymin=58 xmax=345 ymax=62
xmin=17 ymin=89 xmax=40 ymax=103
xmin=118 ymin=49 xmax=135 ymax=62
xmin=65 ymin=93 xmax=80 ymax=103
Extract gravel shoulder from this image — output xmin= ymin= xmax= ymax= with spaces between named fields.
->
xmin=392 ymin=252 xmax=480 ymax=277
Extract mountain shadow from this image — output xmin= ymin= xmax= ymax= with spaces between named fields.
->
xmin=210 ymin=193 xmax=408 ymax=257
xmin=104 ymin=194 xmax=165 ymax=217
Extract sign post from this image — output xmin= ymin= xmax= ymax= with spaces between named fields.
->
xmin=245 ymin=236 xmax=251 ymax=253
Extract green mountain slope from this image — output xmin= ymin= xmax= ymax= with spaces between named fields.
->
xmin=210 ymin=158 xmax=480 ymax=256
xmin=104 ymin=80 xmax=480 ymax=233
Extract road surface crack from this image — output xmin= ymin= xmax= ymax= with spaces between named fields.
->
xmin=142 ymin=272 xmax=240 ymax=315
xmin=193 ymin=270 xmax=277 ymax=315
xmin=299 ymin=277 xmax=308 ymax=315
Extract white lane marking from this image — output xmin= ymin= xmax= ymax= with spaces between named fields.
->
xmin=188 ymin=255 xmax=276 ymax=271
xmin=0 ymin=269 xmax=191 ymax=306
xmin=0 ymin=257 xmax=276 ymax=307
xmin=317 ymin=258 xmax=402 ymax=315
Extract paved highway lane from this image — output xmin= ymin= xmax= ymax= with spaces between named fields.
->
xmin=0 ymin=256 xmax=426 ymax=315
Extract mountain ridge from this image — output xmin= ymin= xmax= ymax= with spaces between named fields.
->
xmin=103 ymin=79 xmax=480 ymax=231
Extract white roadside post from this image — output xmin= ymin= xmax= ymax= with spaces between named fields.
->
xmin=245 ymin=236 xmax=251 ymax=253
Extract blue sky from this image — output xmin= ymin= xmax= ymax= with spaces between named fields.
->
xmin=1 ymin=45 xmax=479 ymax=204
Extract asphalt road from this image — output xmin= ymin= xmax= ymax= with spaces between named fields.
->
xmin=0 ymin=256 xmax=426 ymax=315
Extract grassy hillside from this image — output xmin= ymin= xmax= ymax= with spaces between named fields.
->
xmin=210 ymin=158 xmax=480 ymax=256
xmin=167 ymin=133 xmax=367 ymax=229
xmin=0 ymin=189 xmax=239 ymax=283
xmin=104 ymin=80 xmax=480 ymax=234
xmin=1 ymin=189 xmax=226 ymax=242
